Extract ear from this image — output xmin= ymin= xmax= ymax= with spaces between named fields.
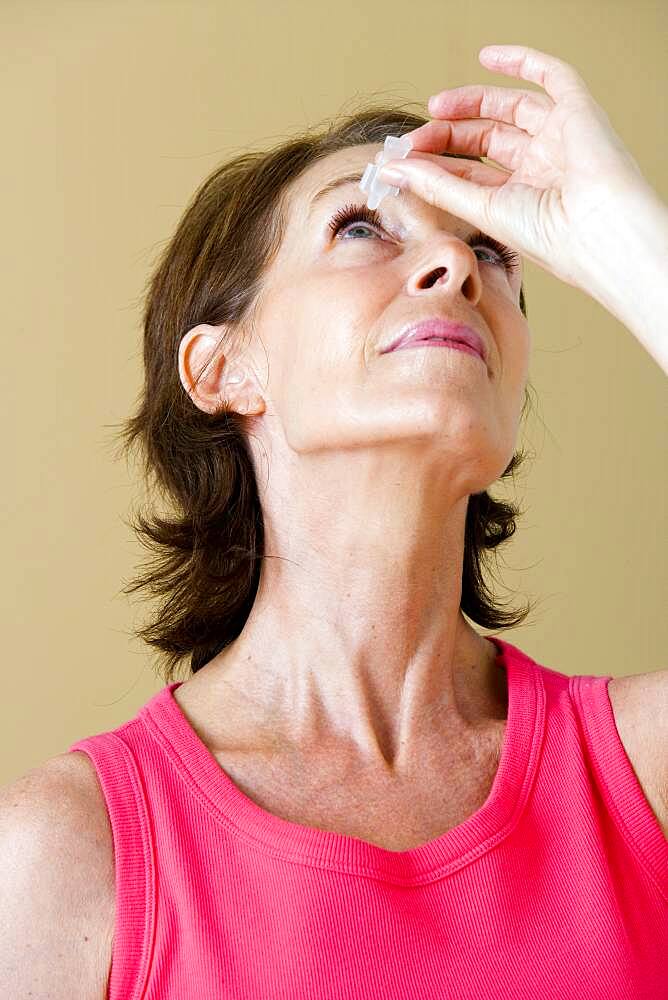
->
xmin=178 ymin=324 xmax=266 ymax=417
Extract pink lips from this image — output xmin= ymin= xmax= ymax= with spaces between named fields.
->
xmin=384 ymin=320 xmax=487 ymax=364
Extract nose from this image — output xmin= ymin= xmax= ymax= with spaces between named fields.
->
xmin=409 ymin=240 xmax=483 ymax=305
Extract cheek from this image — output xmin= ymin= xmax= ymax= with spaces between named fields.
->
xmin=508 ymin=328 xmax=531 ymax=390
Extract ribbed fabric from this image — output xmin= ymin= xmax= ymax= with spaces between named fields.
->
xmin=67 ymin=636 xmax=668 ymax=999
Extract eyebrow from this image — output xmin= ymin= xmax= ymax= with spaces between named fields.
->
xmin=307 ymin=172 xmax=366 ymax=217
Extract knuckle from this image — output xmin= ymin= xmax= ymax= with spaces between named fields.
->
xmin=422 ymin=176 xmax=439 ymax=206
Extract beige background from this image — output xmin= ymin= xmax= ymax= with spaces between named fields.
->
xmin=1 ymin=1 xmax=666 ymax=786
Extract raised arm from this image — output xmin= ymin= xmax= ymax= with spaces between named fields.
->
xmin=571 ymin=180 xmax=668 ymax=375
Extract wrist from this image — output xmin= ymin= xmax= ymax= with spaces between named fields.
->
xmin=574 ymin=180 xmax=668 ymax=373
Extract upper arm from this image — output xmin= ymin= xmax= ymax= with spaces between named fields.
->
xmin=0 ymin=752 xmax=115 ymax=1000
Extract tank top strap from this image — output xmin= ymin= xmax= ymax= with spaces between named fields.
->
xmin=69 ymin=729 xmax=155 ymax=1000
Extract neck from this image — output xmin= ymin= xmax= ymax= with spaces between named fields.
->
xmin=193 ymin=484 xmax=505 ymax=776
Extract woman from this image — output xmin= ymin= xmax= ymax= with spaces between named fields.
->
xmin=3 ymin=44 xmax=667 ymax=999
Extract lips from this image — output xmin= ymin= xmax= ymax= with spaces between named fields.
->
xmin=383 ymin=320 xmax=487 ymax=364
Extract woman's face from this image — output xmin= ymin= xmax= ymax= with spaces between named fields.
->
xmin=224 ymin=143 xmax=529 ymax=497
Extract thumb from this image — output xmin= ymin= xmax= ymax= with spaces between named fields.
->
xmin=378 ymin=156 xmax=501 ymax=233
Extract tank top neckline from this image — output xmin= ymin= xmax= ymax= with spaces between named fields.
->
xmin=141 ymin=635 xmax=544 ymax=882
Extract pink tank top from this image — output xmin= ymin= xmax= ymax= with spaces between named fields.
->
xmin=68 ymin=636 xmax=668 ymax=999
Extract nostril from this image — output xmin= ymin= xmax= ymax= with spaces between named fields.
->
xmin=422 ymin=267 xmax=447 ymax=289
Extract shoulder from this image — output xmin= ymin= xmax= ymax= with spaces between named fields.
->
xmin=0 ymin=752 xmax=115 ymax=998
xmin=1 ymin=750 xmax=114 ymax=852
xmin=607 ymin=668 xmax=668 ymax=839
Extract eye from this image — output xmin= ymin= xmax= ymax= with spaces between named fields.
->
xmin=328 ymin=203 xmax=383 ymax=240
xmin=329 ymin=205 xmax=383 ymax=236
xmin=328 ymin=202 xmax=520 ymax=273
xmin=470 ymin=230 xmax=521 ymax=273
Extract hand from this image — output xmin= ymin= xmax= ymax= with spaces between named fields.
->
xmin=378 ymin=44 xmax=653 ymax=293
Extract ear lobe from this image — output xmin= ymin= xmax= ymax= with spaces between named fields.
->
xmin=233 ymin=392 xmax=266 ymax=417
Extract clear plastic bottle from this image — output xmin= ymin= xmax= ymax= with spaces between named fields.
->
xmin=359 ymin=134 xmax=413 ymax=210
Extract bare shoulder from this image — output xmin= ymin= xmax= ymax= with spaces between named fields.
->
xmin=1 ymin=749 xmax=116 ymax=868
xmin=0 ymin=751 xmax=115 ymax=999
xmin=607 ymin=668 xmax=668 ymax=839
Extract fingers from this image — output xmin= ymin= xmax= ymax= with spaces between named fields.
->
xmin=379 ymin=152 xmax=510 ymax=191
xmin=404 ymin=119 xmax=532 ymax=173
xmin=412 ymin=153 xmax=511 ymax=187
xmin=376 ymin=155 xmax=498 ymax=235
xmin=477 ymin=44 xmax=587 ymax=103
xmin=426 ymin=84 xmax=552 ymax=137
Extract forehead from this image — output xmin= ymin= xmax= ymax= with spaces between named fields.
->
xmin=300 ymin=145 xmax=384 ymax=213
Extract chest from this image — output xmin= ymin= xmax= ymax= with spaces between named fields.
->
xmin=209 ymin=727 xmax=505 ymax=852
xmin=175 ymin=676 xmax=668 ymax=849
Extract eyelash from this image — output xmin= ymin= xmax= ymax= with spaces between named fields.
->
xmin=327 ymin=201 xmax=520 ymax=273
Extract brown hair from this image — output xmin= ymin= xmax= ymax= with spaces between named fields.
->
xmin=113 ymin=103 xmax=536 ymax=684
